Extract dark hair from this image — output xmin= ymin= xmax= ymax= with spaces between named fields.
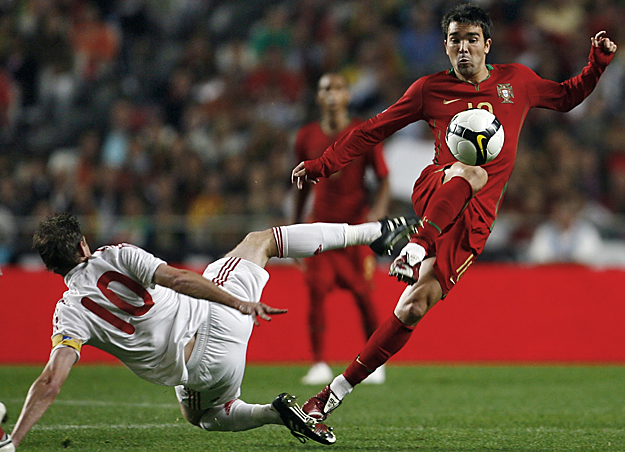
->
xmin=441 ymin=3 xmax=493 ymax=41
xmin=32 ymin=213 xmax=84 ymax=274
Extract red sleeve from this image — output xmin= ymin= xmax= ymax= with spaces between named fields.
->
xmin=305 ymin=78 xmax=426 ymax=179
xmin=522 ymin=46 xmax=613 ymax=112
xmin=370 ymin=142 xmax=389 ymax=179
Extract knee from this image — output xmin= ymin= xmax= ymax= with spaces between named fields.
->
xmin=403 ymin=299 xmax=428 ymax=324
xmin=395 ymin=286 xmax=440 ymax=326
xmin=241 ymin=230 xmax=271 ymax=248
xmin=449 ymin=163 xmax=488 ymax=194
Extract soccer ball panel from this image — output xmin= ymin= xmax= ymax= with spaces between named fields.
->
xmin=445 ymin=109 xmax=505 ymax=166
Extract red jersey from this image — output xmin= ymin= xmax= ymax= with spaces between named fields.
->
xmin=305 ymin=47 xmax=613 ymax=230
xmin=295 ymin=118 xmax=388 ymax=223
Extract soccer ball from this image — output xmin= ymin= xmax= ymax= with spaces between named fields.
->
xmin=445 ymin=108 xmax=504 ymax=166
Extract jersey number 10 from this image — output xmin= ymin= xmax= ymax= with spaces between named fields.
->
xmin=81 ymin=271 xmax=154 ymax=334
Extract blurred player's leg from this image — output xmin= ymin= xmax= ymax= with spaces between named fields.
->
xmin=301 ymin=254 xmax=334 ymax=385
xmin=339 ymin=247 xmax=385 ymax=385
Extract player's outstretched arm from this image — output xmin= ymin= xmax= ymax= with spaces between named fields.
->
xmin=11 ymin=347 xmax=76 ymax=448
xmin=153 ymin=264 xmax=287 ymax=325
xmin=291 ymin=161 xmax=318 ymax=190
xmin=591 ymin=30 xmax=617 ymax=54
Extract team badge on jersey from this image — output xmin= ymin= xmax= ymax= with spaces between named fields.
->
xmin=497 ymin=83 xmax=514 ymax=104
xmin=497 ymin=84 xmax=514 ymax=103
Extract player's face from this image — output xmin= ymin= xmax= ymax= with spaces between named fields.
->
xmin=445 ymin=22 xmax=491 ymax=83
xmin=317 ymin=74 xmax=350 ymax=112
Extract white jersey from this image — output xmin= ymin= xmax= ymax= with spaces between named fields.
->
xmin=51 ymin=244 xmax=209 ymax=387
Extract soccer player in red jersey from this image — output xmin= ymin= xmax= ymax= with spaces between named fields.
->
xmin=294 ymin=73 xmax=391 ymax=385
xmin=292 ymin=3 xmax=617 ymax=421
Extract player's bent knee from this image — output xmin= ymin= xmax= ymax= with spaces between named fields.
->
xmin=227 ymin=229 xmax=275 ymax=267
xmin=447 ymin=163 xmax=488 ymax=193
xmin=395 ymin=282 xmax=441 ymax=325
xmin=241 ymin=230 xmax=269 ymax=248
xmin=395 ymin=295 xmax=428 ymax=325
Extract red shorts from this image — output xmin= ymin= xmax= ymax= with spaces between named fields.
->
xmin=303 ymin=245 xmax=375 ymax=296
xmin=411 ymin=164 xmax=491 ymax=297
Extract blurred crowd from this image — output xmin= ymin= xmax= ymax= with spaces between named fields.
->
xmin=1 ymin=0 xmax=625 ymax=266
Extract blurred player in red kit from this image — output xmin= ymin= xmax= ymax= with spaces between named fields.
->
xmin=294 ymin=73 xmax=391 ymax=385
xmin=292 ymin=3 xmax=617 ymax=420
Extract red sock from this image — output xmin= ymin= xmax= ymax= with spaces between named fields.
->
xmin=411 ymin=176 xmax=473 ymax=249
xmin=308 ymin=288 xmax=327 ymax=363
xmin=343 ymin=314 xmax=414 ymax=386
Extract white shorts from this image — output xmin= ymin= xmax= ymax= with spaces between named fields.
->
xmin=175 ymin=256 xmax=269 ymax=411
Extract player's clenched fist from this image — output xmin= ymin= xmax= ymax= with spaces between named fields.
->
xmin=591 ymin=30 xmax=617 ymax=54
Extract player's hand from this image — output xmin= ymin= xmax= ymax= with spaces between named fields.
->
xmin=291 ymin=161 xmax=318 ymax=190
xmin=238 ymin=301 xmax=288 ymax=326
xmin=388 ymin=242 xmax=426 ymax=285
xmin=591 ymin=31 xmax=617 ymax=54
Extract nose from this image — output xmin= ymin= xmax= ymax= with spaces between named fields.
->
xmin=459 ymin=40 xmax=469 ymax=53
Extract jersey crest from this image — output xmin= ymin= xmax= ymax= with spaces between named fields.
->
xmin=497 ymin=83 xmax=514 ymax=103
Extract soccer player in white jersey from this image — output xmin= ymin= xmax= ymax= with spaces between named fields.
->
xmin=4 ymin=213 xmax=415 ymax=449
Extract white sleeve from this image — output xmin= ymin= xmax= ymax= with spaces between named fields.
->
xmin=117 ymin=245 xmax=166 ymax=288
xmin=51 ymin=301 xmax=91 ymax=361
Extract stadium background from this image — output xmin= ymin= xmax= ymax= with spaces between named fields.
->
xmin=1 ymin=0 xmax=625 ymax=364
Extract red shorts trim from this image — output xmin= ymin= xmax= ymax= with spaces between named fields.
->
xmin=411 ymin=165 xmax=490 ymax=296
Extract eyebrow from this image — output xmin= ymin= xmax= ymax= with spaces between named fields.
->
xmin=448 ymin=31 xmax=481 ymax=37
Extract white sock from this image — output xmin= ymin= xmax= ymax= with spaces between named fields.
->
xmin=272 ymin=222 xmax=381 ymax=258
xmin=329 ymin=374 xmax=353 ymax=400
xmin=199 ymin=399 xmax=282 ymax=432
xmin=344 ymin=222 xmax=382 ymax=246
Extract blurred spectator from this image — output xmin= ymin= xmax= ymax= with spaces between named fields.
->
xmin=524 ymin=193 xmax=604 ymax=265
xmin=71 ymin=2 xmax=119 ymax=81
xmin=0 ymin=205 xmax=17 ymax=263
xmin=0 ymin=0 xmax=623 ymax=265
xmin=249 ymin=4 xmax=293 ymax=60
xmin=397 ymin=2 xmax=445 ymax=78
xmin=101 ymin=98 xmax=133 ymax=168
xmin=0 ymin=63 xmax=19 ymax=135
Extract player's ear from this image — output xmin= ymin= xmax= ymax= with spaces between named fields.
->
xmin=484 ymin=38 xmax=492 ymax=54
xmin=78 ymin=237 xmax=91 ymax=258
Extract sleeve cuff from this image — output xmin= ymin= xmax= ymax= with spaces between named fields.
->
xmin=304 ymin=159 xmax=323 ymax=179
xmin=590 ymin=45 xmax=614 ymax=69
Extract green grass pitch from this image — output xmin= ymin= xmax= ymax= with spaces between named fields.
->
xmin=1 ymin=364 xmax=624 ymax=451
